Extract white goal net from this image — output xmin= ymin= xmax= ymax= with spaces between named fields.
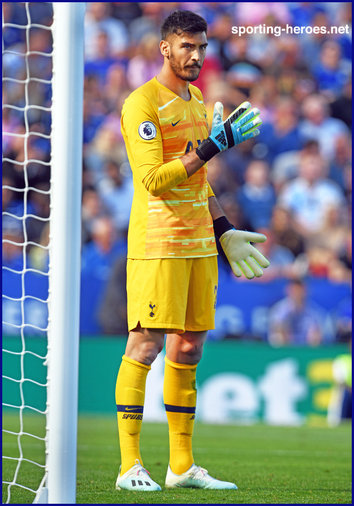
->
xmin=2 ymin=3 xmax=84 ymax=503
xmin=2 ymin=3 xmax=53 ymax=503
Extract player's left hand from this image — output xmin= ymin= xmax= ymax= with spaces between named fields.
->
xmin=219 ymin=229 xmax=270 ymax=279
xmin=196 ymin=101 xmax=262 ymax=162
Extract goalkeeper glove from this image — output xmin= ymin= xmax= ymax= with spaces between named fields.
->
xmin=196 ymin=101 xmax=262 ymax=162
xmin=214 ymin=217 xmax=270 ymax=279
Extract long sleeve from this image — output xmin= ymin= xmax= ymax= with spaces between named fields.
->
xmin=121 ymin=92 xmax=187 ymax=197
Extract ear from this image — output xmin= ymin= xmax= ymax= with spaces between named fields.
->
xmin=160 ymin=39 xmax=170 ymax=58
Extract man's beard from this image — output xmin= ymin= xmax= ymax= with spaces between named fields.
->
xmin=169 ymin=53 xmax=201 ymax=82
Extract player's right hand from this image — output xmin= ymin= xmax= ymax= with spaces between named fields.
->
xmin=219 ymin=228 xmax=270 ymax=279
xmin=196 ymin=101 xmax=262 ymax=162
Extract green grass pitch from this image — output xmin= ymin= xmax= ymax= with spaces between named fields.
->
xmin=2 ymin=414 xmax=351 ymax=504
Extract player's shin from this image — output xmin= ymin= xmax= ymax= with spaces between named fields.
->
xmin=163 ymin=358 xmax=197 ymax=475
xmin=115 ymin=355 xmax=150 ymax=475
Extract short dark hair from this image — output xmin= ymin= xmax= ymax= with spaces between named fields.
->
xmin=161 ymin=10 xmax=207 ymax=39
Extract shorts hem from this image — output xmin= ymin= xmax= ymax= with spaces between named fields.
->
xmin=128 ymin=322 xmax=214 ymax=333
xmin=184 ymin=325 xmax=215 ymax=332
xmin=128 ymin=321 xmax=184 ymax=332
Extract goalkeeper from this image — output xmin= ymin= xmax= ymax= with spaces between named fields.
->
xmin=115 ymin=9 xmax=269 ymax=492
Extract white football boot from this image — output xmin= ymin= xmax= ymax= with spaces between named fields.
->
xmin=165 ymin=464 xmax=238 ymax=490
xmin=116 ymin=462 xmax=161 ymax=491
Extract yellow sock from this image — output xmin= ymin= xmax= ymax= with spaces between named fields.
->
xmin=115 ymin=354 xmax=150 ymax=475
xmin=163 ymin=357 xmax=197 ymax=475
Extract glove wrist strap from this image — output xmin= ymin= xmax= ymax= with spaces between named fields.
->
xmin=213 ymin=216 xmax=234 ymax=239
xmin=196 ymin=137 xmax=220 ymax=162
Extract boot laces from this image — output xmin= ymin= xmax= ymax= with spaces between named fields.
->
xmin=192 ymin=466 xmax=209 ymax=479
xmin=135 ymin=459 xmax=150 ymax=478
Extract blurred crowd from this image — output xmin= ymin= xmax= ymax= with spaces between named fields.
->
xmin=2 ymin=2 xmax=352 ymax=343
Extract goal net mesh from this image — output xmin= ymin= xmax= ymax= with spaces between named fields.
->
xmin=2 ymin=2 xmax=53 ymax=503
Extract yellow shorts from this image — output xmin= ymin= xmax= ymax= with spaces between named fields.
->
xmin=127 ymin=256 xmax=218 ymax=333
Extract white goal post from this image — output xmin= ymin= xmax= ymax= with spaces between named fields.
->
xmin=46 ymin=2 xmax=85 ymax=503
xmin=2 ymin=2 xmax=85 ymax=504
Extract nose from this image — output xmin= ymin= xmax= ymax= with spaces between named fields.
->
xmin=191 ymin=49 xmax=200 ymax=63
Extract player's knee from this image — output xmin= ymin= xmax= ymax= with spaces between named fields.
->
xmin=137 ymin=340 xmax=163 ymax=365
xmin=180 ymin=340 xmax=204 ymax=363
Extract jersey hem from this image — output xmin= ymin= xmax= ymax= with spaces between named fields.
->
xmin=127 ymin=253 xmax=218 ymax=260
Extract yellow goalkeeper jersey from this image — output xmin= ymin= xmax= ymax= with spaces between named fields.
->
xmin=121 ymin=77 xmax=217 ymax=259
